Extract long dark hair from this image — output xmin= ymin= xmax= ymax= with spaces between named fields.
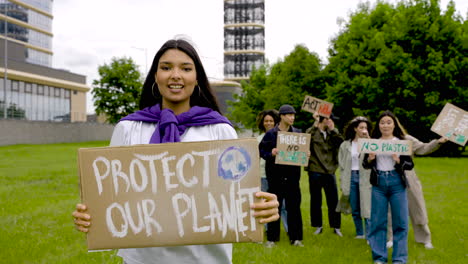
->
xmin=343 ymin=116 xmax=372 ymax=140
xmin=256 ymin=109 xmax=280 ymax=132
xmin=372 ymin=110 xmax=406 ymax=139
xmin=139 ymin=39 xmax=221 ymax=112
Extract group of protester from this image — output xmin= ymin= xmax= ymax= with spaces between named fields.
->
xmin=71 ymin=37 xmax=446 ymax=264
xmin=257 ymin=105 xmax=447 ymax=264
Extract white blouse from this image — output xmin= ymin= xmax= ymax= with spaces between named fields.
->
xmin=376 ymin=137 xmax=399 ymax=171
xmin=111 ymin=120 xmax=237 ymax=264
xmin=351 ymin=141 xmax=359 ymax=171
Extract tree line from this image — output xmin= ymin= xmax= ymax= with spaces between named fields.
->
xmin=227 ymin=0 xmax=467 ymax=155
xmin=92 ymin=0 xmax=466 ymax=155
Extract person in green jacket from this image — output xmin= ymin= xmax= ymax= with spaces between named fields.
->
xmin=306 ymin=113 xmax=344 ymax=236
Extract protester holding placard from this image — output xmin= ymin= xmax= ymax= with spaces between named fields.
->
xmin=256 ymin=109 xmax=287 ymax=232
xmin=259 ymin=104 xmax=304 ymax=248
xmin=72 ymin=38 xmax=279 ymax=264
xmin=338 ymin=116 xmax=372 ymax=240
xmin=305 ymin=113 xmax=344 ymax=237
xmin=385 ymin=134 xmax=448 ymax=250
xmin=256 ymin=110 xmax=280 ymax=193
xmin=362 ymin=110 xmax=414 ymax=264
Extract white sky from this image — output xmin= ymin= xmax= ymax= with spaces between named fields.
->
xmin=52 ymin=0 xmax=467 ymax=114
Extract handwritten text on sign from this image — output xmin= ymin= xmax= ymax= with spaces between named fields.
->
xmin=78 ymin=139 xmax=262 ymax=250
xmin=431 ymin=103 xmax=468 ymax=146
xmin=275 ymin=131 xmax=311 ymax=166
xmin=301 ymin=95 xmax=334 ymax=118
xmin=357 ymin=138 xmax=413 ymax=155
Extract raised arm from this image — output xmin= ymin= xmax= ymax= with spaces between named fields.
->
xmin=405 ymin=134 xmax=446 ymax=156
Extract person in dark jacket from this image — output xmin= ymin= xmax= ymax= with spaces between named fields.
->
xmin=259 ymin=104 xmax=304 ymax=248
xmin=362 ymin=110 xmax=414 ymax=264
xmin=306 ymin=112 xmax=344 ymax=237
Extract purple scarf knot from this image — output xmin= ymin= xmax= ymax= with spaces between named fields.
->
xmin=120 ymin=104 xmax=232 ymax=144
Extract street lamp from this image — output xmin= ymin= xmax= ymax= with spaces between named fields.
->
xmin=3 ymin=3 xmax=8 ymax=119
xmin=131 ymin=46 xmax=148 ymax=75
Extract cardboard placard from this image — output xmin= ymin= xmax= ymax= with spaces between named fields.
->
xmin=275 ymin=131 xmax=311 ymax=166
xmin=301 ymin=95 xmax=334 ymax=117
xmin=358 ymin=138 xmax=413 ymax=155
xmin=78 ymin=138 xmax=262 ymax=250
xmin=431 ymin=103 xmax=468 ymax=146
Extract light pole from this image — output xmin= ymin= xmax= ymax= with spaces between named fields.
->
xmin=3 ymin=2 xmax=8 ymax=119
xmin=131 ymin=46 xmax=148 ymax=74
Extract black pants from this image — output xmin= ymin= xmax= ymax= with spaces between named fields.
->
xmin=266 ymin=167 xmax=303 ymax=243
xmin=308 ymin=171 xmax=341 ymax=228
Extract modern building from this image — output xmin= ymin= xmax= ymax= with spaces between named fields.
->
xmin=223 ymin=0 xmax=265 ymax=82
xmin=210 ymin=80 xmax=242 ymax=114
xmin=0 ymin=0 xmax=89 ymax=122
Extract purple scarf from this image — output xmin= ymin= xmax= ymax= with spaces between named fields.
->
xmin=120 ymin=104 xmax=232 ymax=144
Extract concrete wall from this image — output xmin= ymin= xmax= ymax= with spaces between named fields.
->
xmin=0 ymin=120 xmax=114 ymax=146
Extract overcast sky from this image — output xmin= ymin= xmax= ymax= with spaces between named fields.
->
xmin=52 ymin=0 xmax=467 ymax=114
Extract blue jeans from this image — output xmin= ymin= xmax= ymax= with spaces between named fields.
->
xmin=369 ymin=170 xmax=408 ymax=263
xmin=263 ymin=177 xmax=289 ymax=232
xmin=261 ymin=177 xmax=269 ymax=192
xmin=350 ymin=170 xmax=370 ymax=237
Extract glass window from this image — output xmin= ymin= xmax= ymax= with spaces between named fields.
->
xmin=64 ymin=89 xmax=71 ymax=99
xmin=36 ymin=84 xmax=43 ymax=94
xmin=26 ymin=48 xmax=52 ymax=67
xmin=11 ymin=81 xmax=19 ymax=91
xmin=0 ymin=80 xmax=4 ymax=105
xmin=54 ymin=87 xmax=60 ymax=97
xmin=24 ymin=82 xmax=32 ymax=93
xmin=21 ymin=0 xmax=53 ymax=13
xmin=24 ymin=91 xmax=31 ymax=120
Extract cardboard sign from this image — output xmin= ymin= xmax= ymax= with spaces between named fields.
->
xmin=275 ymin=131 xmax=311 ymax=166
xmin=301 ymin=95 xmax=334 ymax=117
xmin=431 ymin=103 xmax=468 ymax=146
xmin=78 ymin=138 xmax=262 ymax=250
xmin=358 ymin=138 xmax=413 ymax=155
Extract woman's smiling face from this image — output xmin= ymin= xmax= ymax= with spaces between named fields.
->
xmin=379 ymin=116 xmax=395 ymax=137
xmin=263 ymin=114 xmax=275 ymax=131
xmin=155 ymin=49 xmax=197 ymax=112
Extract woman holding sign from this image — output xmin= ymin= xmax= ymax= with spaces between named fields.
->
xmin=363 ymin=111 xmax=414 ymax=264
xmin=256 ymin=109 xmax=280 ymax=193
xmin=385 ymin=133 xmax=448 ymax=249
xmin=72 ymin=38 xmax=279 ymax=264
xmin=338 ymin=116 xmax=372 ymax=239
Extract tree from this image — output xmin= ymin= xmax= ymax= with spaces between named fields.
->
xmin=226 ymin=64 xmax=268 ymax=130
xmin=92 ymin=57 xmax=143 ymax=124
xmin=325 ymin=0 xmax=467 ymax=145
xmin=0 ymin=101 xmax=26 ymax=119
xmin=228 ymin=45 xmax=324 ymax=131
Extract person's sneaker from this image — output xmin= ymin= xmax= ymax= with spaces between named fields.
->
xmin=264 ymin=241 xmax=276 ymax=248
xmin=386 ymin=241 xmax=393 ymax=248
xmin=334 ymin=228 xmax=343 ymax=237
xmin=374 ymin=262 xmax=385 ymax=264
xmin=292 ymin=240 xmax=304 ymax=247
xmin=313 ymin=227 xmax=323 ymax=235
xmin=355 ymin=235 xmax=365 ymax=239
xmin=424 ymin=242 xmax=434 ymax=249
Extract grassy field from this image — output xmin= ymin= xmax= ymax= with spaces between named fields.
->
xmin=0 ymin=141 xmax=466 ymax=263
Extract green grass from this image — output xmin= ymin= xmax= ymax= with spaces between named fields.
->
xmin=0 ymin=142 xmax=466 ymax=263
